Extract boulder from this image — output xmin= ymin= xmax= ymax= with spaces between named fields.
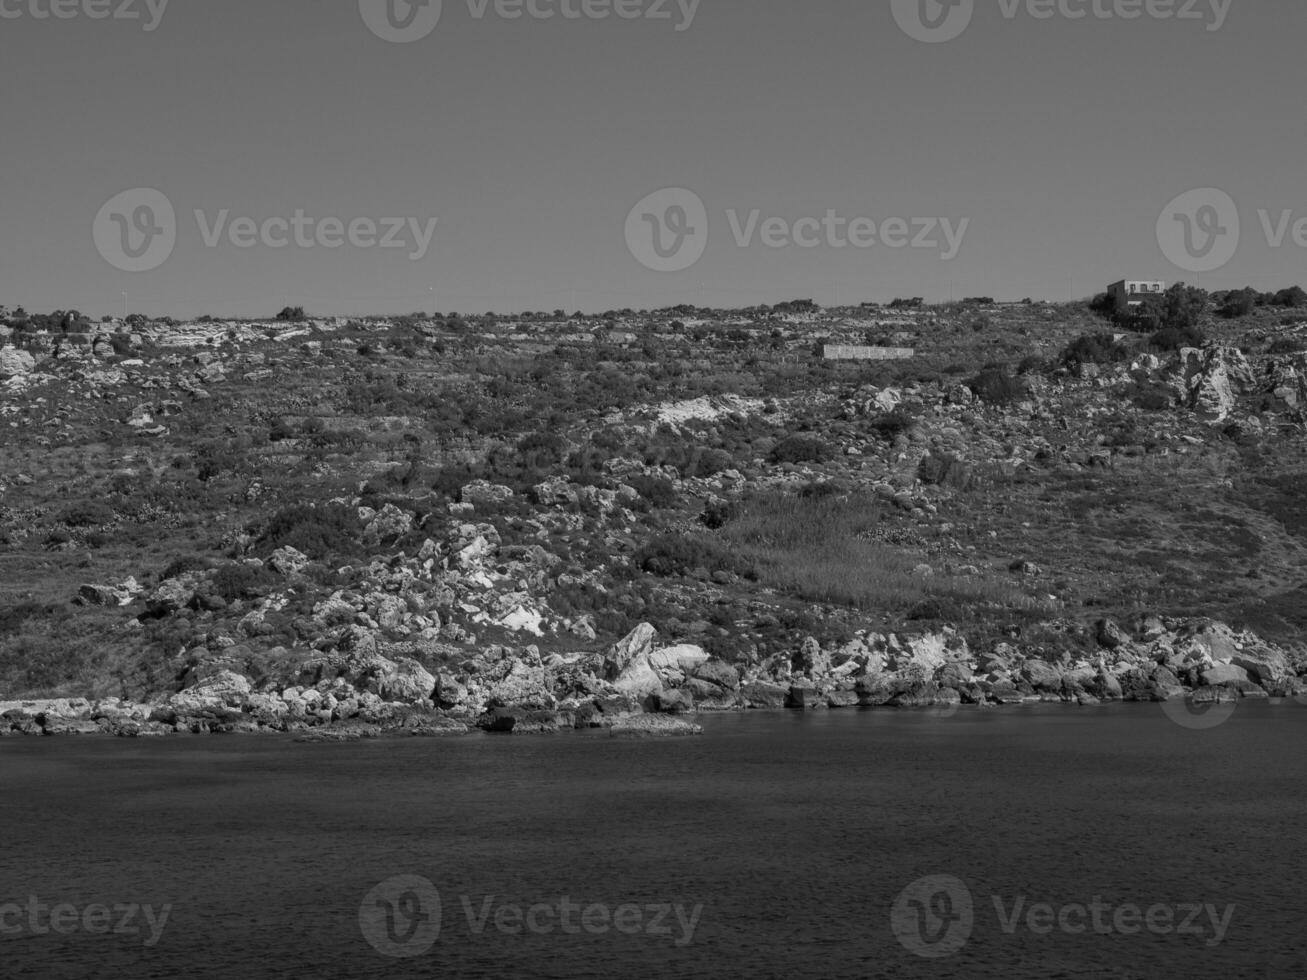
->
xmin=460 ymin=480 xmax=515 ymax=507
xmin=690 ymin=660 xmax=741 ymax=690
xmin=1021 ymin=660 xmax=1064 ymax=694
xmin=169 ymin=670 xmax=252 ymax=716
xmin=77 ymin=578 xmax=142 ymax=607
xmin=146 ymin=574 xmax=203 ymax=615
xmin=739 ymin=681 xmax=789 ymax=709
xmin=1201 ymin=663 xmax=1252 ymax=688
xmin=268 ymin=547 xmax=311 ymax=576
xmin=1095 ymin=619 xmax=1130 ymax=650
xmin=608 ymin=715 xmax=703 ymax=737
xmin=1231 ymin=647 xmax=1290 ymax=686
xmin=793 ymin=637 xmax=831 ymax=678
xmin=476 ymin=707 xmax=561 ymax=734
xmin=361 ymin=504 xmax=414 ymax=547
xmin=377 ymin=658 xmax=436 ymax=705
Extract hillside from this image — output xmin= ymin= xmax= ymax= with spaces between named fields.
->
xmin=2 ymin=298 xmax=1307 ymax=736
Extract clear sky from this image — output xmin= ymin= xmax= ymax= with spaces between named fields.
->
xmin=0 ymin=0 xmax=1302 ymax=318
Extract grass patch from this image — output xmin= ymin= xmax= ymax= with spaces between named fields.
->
xmin=714 ymin=491 xmax=1046 ymax=617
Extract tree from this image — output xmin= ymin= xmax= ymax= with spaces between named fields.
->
xmin=1272 ymin=286 xmax=1307 ymax=308
xmin=1217 ymin=288 xmax=1259 ymax=319
xmin=1120 ymin=283 xmax=1208 ymax=332
xmin=276 ymin=306 xmax=308 ymax=322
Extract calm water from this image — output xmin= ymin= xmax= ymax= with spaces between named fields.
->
xmin=2 ymin=704 xmax=1305 ymax=979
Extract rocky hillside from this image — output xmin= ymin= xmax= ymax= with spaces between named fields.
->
xmin=2 ymin=300 xmax=1306 ymax=736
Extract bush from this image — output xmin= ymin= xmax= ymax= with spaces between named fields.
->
xmin=1130 ymin=385 xmax=1175 ymax=411
xmin=258 ymin=503 xmax=362 ymax=559
xmin=0 ymin=602 xmax=60 ymax=636
xmin=1272 ymin=286 xmax=1307 ymax=308
xmin=161 ymin=555 xmax=210 ymax=580
xmin=211 ymin=563 xmax=279 ymax=601
xmin=918 ymin=452 xmax=975 ymax=490
xmin=1218 ymin=288 xmax=1259 ymax=319
xmin=1267 ymin=336 xmax=1307 ymax=356
xmin=1062 ymin=333 xmax=1129 ymax=368
xmin=57 ymin=501 xmax=115 ymax=527
xmin=1150 ymin=325 xmax=1205 ymax=351
xmin=968 ymin=367 xmax=1028 ymax=407
xmin=770 ymin=435 xmax=832 ymax=464
xmin=626 ymin=475 xmax=678 ymax=509
xmin=632 ymin=535 xmax=756 ymax=580
xmin=868 ymin=409 xmax=915 ymax=439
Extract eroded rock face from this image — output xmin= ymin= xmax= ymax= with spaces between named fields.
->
xmin=1179 ymin=346 xmax=1254 ymax=422
xmin=168 ymin=670 xmax=252 ymax=716
xmin=0 ymin=348 xmax=36 ymax=377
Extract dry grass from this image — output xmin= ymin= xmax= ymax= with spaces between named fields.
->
xmin=717 ymin=492 xmax=1050 ymax=618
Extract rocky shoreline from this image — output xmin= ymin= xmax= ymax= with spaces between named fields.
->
xmin=3 ymin=616 xmax=1302 ymax=740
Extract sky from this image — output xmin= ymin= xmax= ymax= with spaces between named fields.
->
xmin=0 ymin=0 xmax=1303 ymax=318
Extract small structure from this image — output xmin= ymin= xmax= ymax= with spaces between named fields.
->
xmin=1108 ymin=280 xmax=1166 ymax=312
xmin=823 ymin=345 xmax=914 ymax=362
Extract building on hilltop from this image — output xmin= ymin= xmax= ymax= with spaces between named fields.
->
xmin=1108 ymin=280 xmax=1166 ymax=312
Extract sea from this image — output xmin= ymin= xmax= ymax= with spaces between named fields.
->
xmin=2 ymin=703 xmax=1305 ymax=979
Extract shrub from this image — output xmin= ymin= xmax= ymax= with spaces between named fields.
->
xmin=1267 ymin=336 xmax=1307 ymax=356
xmin=1272 ymin=286 xmax=1307 ymax=308
xmin=918 ymin=453 xmax=975 ymax=490
xmin=968 ymin=367 xmax=1028 ymax=407
xmin=211 ymin=563 xmax=280 ymax=602
xmin=770 ymin=435 xmax=832 ymax=464
xmin=626 ymin=475 xmax=678 ymax=509
xmin=1088 ymin=292 xmax=1117 ymax=318
xmin=258 ymin=503 xmax=362 ymax=559
xmin=160 ymin=555 xmax=210 ymax=580
xmin=700 ymin=499 xmax=739 ymax=530
xmin=1130 ymin=385 xmax=1175 ymax=411
xmin=1218 ymin=288 xmax=1259 ymax=319
xmin=0 ymin=602 xmax=60 ymax=636
xmin=868 ymin=409 xmax=915 ymax=440
xmin=1062 ymin=333 xmax=1129 ymax=368
xmin=57 ymin=501 xmax=115 ymax=527
xmin=632 ymin=534 xmax=756 ymax=579
xmin=1149 ymin=325 xmax=1205 ymax=351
